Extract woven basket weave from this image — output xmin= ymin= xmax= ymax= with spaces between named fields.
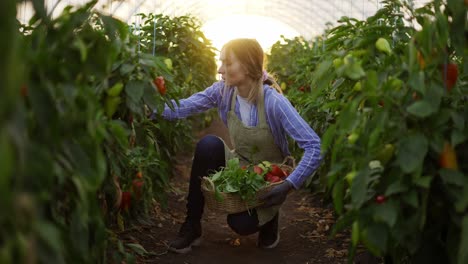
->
xmin=201 ymin=163 xmax=293 ymax=214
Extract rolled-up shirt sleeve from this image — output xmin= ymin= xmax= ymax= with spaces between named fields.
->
xmin=268 ymin=92 xmax=322 ymax=189
xmin=152 ymin=82 xmax=224 ymax=120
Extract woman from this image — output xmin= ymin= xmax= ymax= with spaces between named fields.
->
xmin=151 ymin=38 xmax=322 ymax=253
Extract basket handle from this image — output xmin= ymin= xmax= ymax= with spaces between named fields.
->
xmin=282 ymin=156 xmax=296 ymax=168
xmin=201 ymin=177 xmax=216 ymax=192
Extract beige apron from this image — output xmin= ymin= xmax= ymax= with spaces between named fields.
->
xmin=223 ymin=87 xmax=284 ymax=225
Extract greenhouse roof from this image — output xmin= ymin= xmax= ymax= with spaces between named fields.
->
xmin=17 ymin=0 xmax=431 ymax=50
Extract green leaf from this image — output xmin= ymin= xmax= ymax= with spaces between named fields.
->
xmin=439 ymin=169 xmax=466 ymax=187
xmin=126 ymin=97 xmax=143 ymax=116
xmin=451 ymin=112 xmax=465 ymax=130
xmin=373 ymin=201 xmax=398 ymax=227
xmin=413 ymin=176 xmax=432 ymax=188
xmin=321 ymin=124 xmax=336 ymax=152
xmin=457 ymin=216 xmax=468 ymax=264
xmin=345 ymin=62 xmax=366 ymax=80
xmin=143 ymin=84 xmax=159 ymax=110
xmin=107 ymin=120 xmax=129 ymax=147
xmin=126 ymin=243 xmax=148 ymax=256
xmin=396 ymin=133 xmax=428 ymax=173
xmin=73 ymin=37 xmax=88 ymax=62
xmin=125 ymin=80 xmax=145 ymax=102
xmin=120 ymin=63 xmax=135 ymax=75
xmin=0 ymin=131 xmax=13 ymax=198
xmin=425 ymin=82 xmax=443 ymax=112
xmin=351 ymin=169 xmax=369 ymax=209
xmin=455 ymin=185 xmax=468 ymax=213
xmin=451 ymin=129 xmax=466 ymax=147
xmin=225 ymin=183 xmax=239 ymax=193
xmin=210 ymin=171 xmax=222 ymax=182
xmin=402 ymin=190 xmax=419 ymax=208
xmin=361 ymin=223 xmax=388 ymax=256
xmin=408 ymin=70 xmax=425 ymax=94
xmin=313 ymin=59 xmax=333 ymax=80
xmin=385 ymin=181 xmax=407 ymax=196
xmin=35 ymin=221 xmax=64 ymax=254
xmin=365 ymin=70 xmax=378 ymax=91
xmin=406 ymin=100 xmax=433 ymax=118
xmin=332 ymin=179 xmax=344 ymax=214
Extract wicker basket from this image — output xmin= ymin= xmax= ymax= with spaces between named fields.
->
xmin=201 ymin=163 xmax=293 ymax=214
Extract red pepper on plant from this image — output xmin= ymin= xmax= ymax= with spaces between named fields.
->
xmin=440 ymin=63 xmax=458 ymax=92
xmin=153 ymin=76 xmax=166 ymax=95
xmin=136 ymin=171 xmax=143 ymax=179
xmin=120 ymin=191 xmax=132 ymax=211
xmin=375 ymin=195 xmax=386 ymax=204
xmin=132 ymin=179 xmax=144 ymax=200
xmin=439 ymin=141 xmax=458 ymax=170
xmin=20 ymin=84 xmax=28 ymax=97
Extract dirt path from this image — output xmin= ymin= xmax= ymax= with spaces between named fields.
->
xmin=116 ymin=117 xmax=375 ymax=264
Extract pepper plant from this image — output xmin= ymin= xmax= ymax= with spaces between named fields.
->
xmin=268 ymin=0 xmax=467 ymax=262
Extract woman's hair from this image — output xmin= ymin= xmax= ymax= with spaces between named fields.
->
xmin=222 ymin=38 xmax=282 ymax=103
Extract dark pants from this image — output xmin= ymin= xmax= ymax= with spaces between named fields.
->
xmin=187 ymin=135 xmax=259 ymax=236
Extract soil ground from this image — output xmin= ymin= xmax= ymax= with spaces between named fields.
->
xmin=115 ymin=117 xmax=381 ymax=264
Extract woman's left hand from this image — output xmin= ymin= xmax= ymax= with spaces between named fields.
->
xmin=258 ymin=180 xmax=293 ymax=208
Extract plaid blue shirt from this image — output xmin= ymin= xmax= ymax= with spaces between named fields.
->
xmin=157 ymin=81 xmax=322 ymax=188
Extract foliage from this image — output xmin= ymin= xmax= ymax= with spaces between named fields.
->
xmin=208 ymin=158 xmax=267 ymax=204
xmin=268 ymin=0 xmax=467 ymax=263
xmin=135 ymin=13 xmax=219 ymax=132
xmin=0 ymin=0 xmax=218 ymax=263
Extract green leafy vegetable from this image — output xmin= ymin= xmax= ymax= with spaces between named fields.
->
xmin=207 ymin=158 xmax=267 ymax=204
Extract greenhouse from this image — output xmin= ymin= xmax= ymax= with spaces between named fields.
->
xmin=1 ymin=0 xmax=466 ymax=263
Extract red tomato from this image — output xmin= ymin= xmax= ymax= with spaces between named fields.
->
xmin=270 ymin=164 xmax=286 ymax=177
xmin=253 ymin=165 xmax=263 ymax=175
xmin=269 ymin=176 xmax=282 ymax=183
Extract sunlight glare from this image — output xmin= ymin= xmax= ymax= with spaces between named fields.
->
xmin=202 ymin=15 xmax=300 ymax=54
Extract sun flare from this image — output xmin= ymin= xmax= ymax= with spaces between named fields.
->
xmin=201 ymin=14 xmax=300 ymax=54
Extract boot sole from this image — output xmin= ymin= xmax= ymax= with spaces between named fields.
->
xmin=168 ymin=237 xmax=202 ymax=254
xmin=258 ymin=233 xmax=280 ymax=249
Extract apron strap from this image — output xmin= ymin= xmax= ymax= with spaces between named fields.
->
xmin=230 ymin=86 xmax=267 ymax=126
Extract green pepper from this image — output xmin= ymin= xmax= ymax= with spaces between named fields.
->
xmin=164 ymin=58 xmax=173 ymax=70
xmin=376 ymin=144 xmax=395 ymax=165
xmin=347 ymin=133 xmax=359 ymax=144
xmin=375 ymin=38 xmax=392 ymax=55
xmin=345 ymin=171 xmax=357 ymax=185
xmin=106 ymin=82 xmax=124 ymax=97
xmin=105 ymin=96 xmax=122 ymax=118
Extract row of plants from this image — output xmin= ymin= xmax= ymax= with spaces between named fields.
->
xmin=267 ymin=0 xmax=467 ymax=263
xmin=0 ymin=0 xmax=217 ymax=263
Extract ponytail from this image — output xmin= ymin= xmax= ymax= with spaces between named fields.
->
xmin=262 ymin=70 xmax=282 ymax=94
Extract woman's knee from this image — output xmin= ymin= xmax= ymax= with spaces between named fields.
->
xmin=194 ymin=135 xmax=224 ymax=160
xmin=227 ymin=211 xmax=259 ymax=236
